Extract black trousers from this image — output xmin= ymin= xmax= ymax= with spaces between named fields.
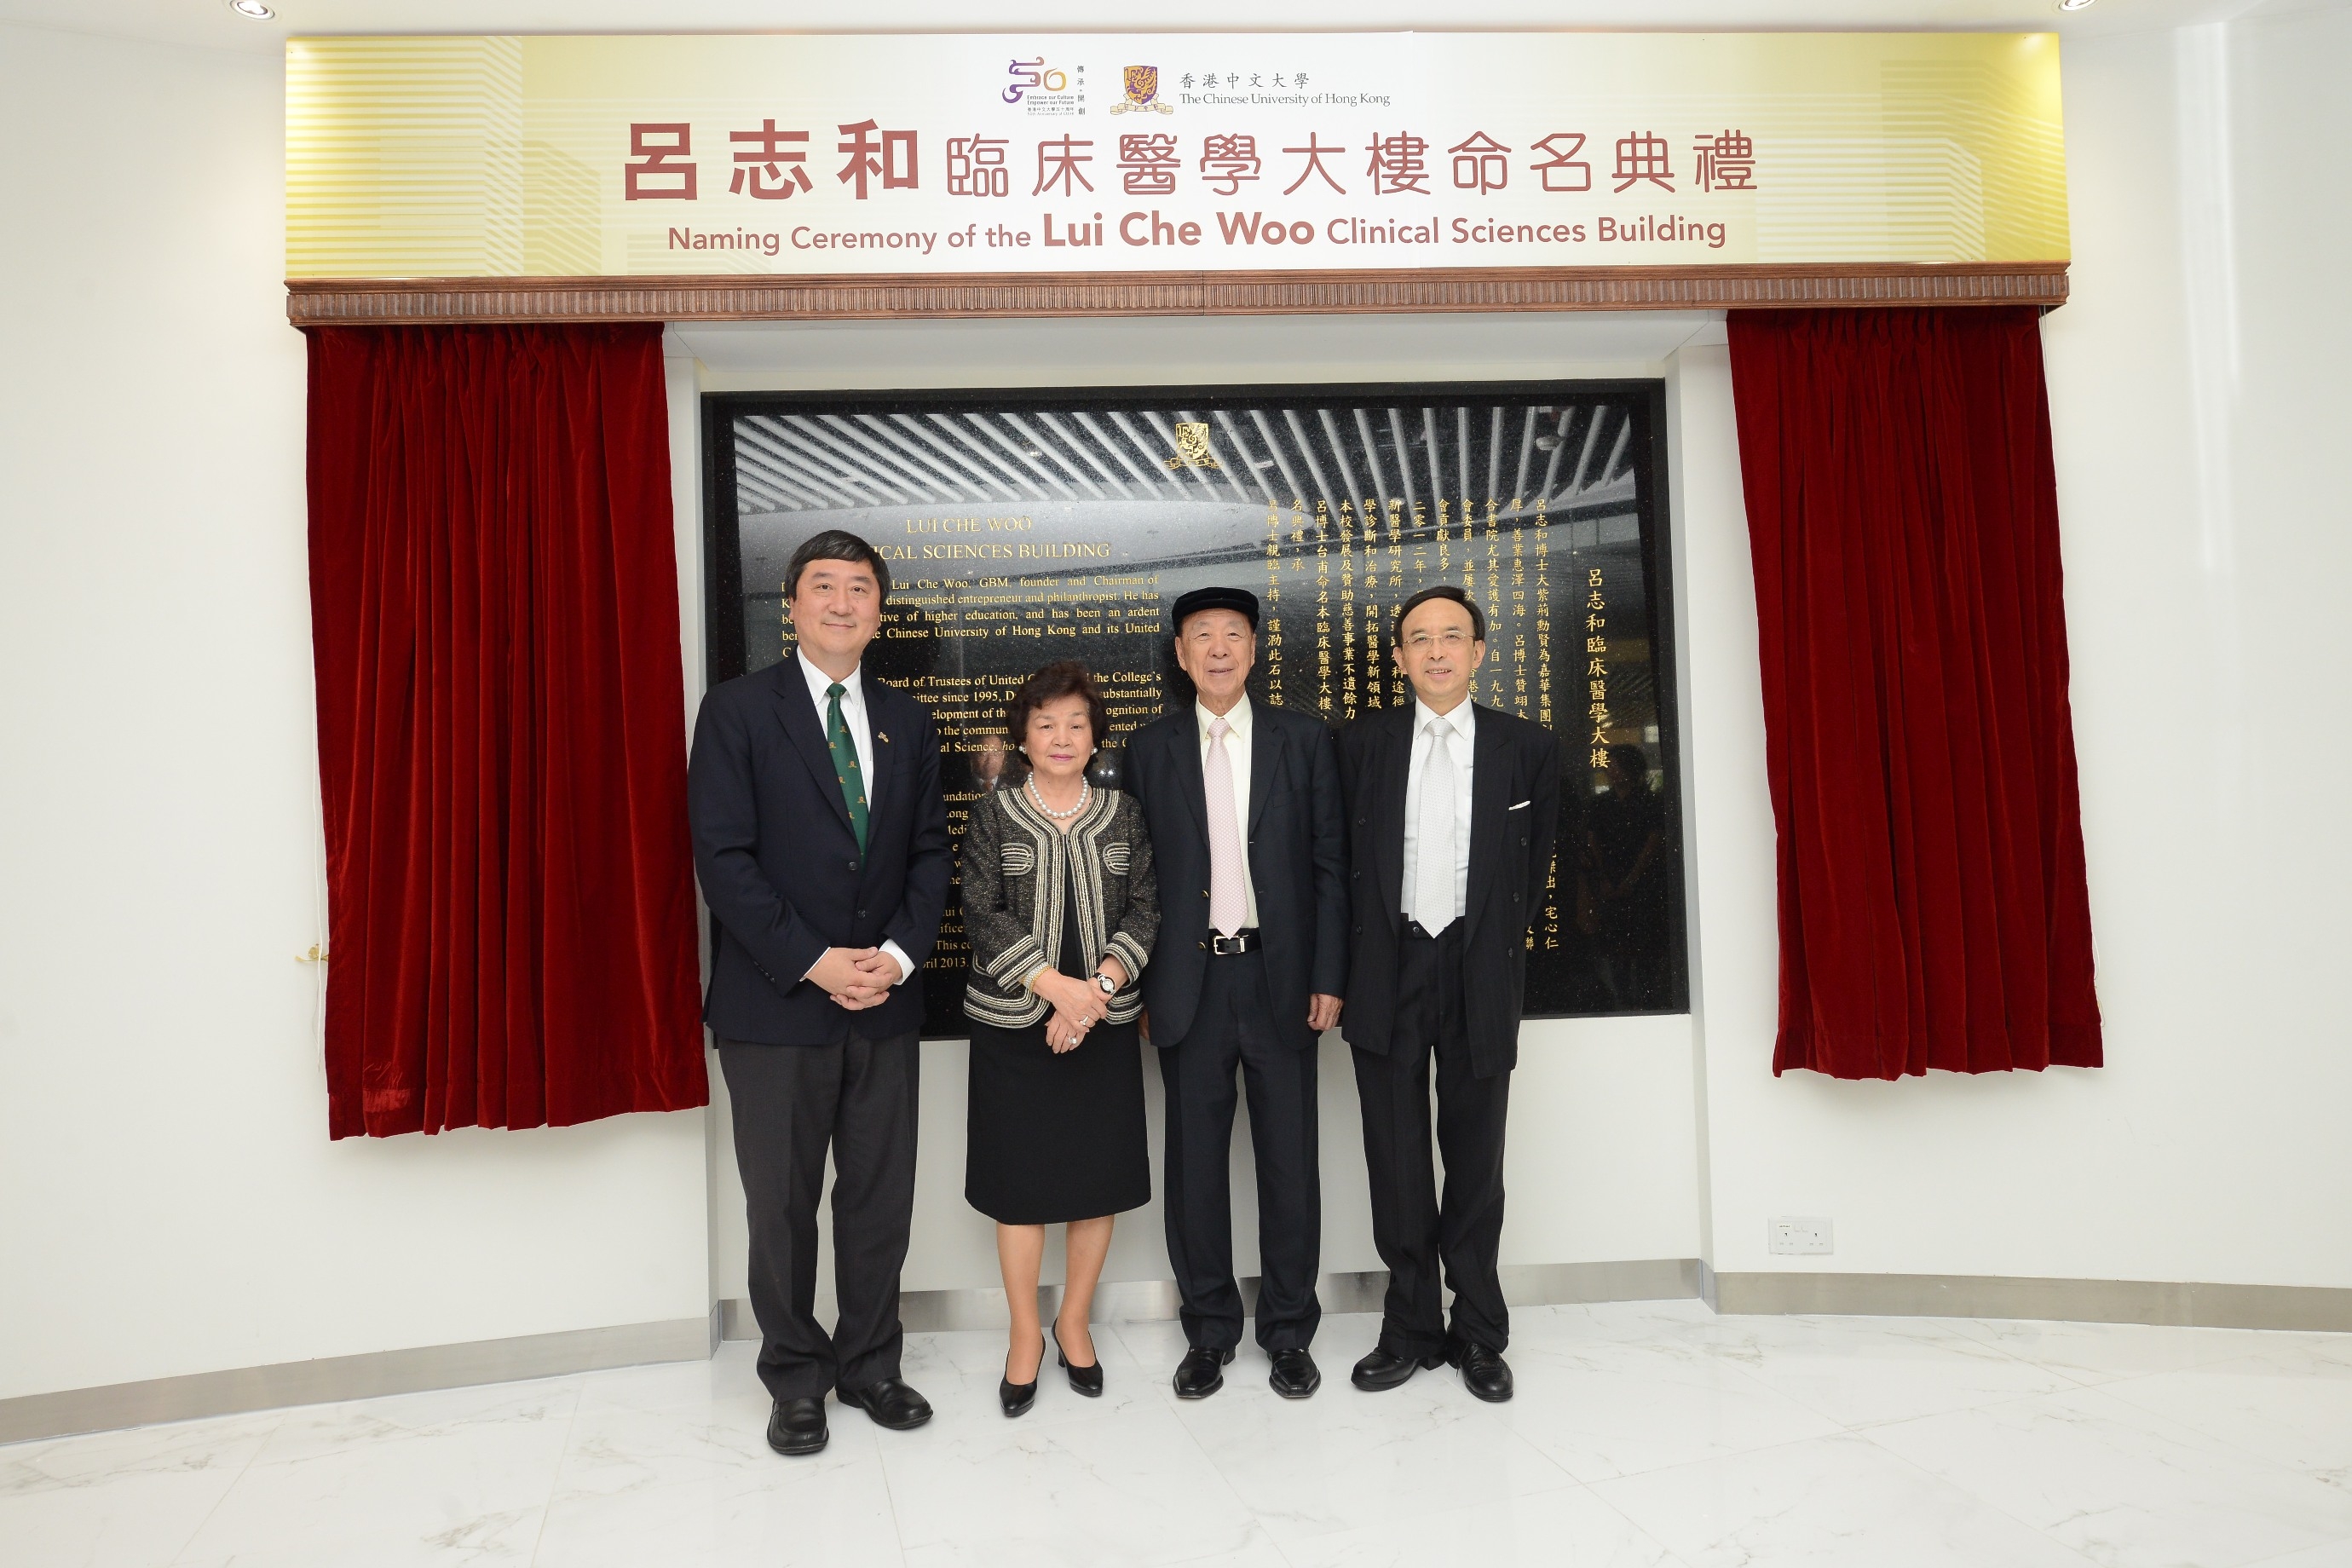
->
xmin=1157 ymin=950 xmax=1322 ymax=1352
xmin=719 ymin=1030 xmax=919 ymax=1403
xmin=1352 ymin=921 xmax=1512 ymax=1358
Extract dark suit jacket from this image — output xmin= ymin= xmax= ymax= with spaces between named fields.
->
xmin=688 ymin=652 xmax=950 ymax=1045
xmin=1336 ymin=702 xmax=1563 ymax=1078
xmin=1125 ymin=699 xmax=1348 ymax=1052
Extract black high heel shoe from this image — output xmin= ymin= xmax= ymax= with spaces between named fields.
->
xmin=1000 ymin=1335 xmax=1044 ymax=1417
xmin=1052 ymin=1323 xmax=1104 ymax=1397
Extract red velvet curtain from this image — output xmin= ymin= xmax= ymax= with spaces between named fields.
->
xmin=306 ymin=323 xmax=707 ymax=1137
xmin=1728 ymin=308 xmax=2101 ymax=1080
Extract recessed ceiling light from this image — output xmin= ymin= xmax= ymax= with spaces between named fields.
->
xmin=2058 ymin=0 xmax=2095 ymax=10
xmin=228 ymin=0 xmax=275 ymax=17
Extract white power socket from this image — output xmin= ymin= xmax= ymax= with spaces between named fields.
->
xmin=1769 ymin=1216 xmax=1835 ymax=1256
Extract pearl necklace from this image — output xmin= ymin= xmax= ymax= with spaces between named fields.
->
xmin=1025 ymin=775 xmax=1091 ymax=820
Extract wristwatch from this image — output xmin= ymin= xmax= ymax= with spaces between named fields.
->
xmin=1093 ymin=971 xmax=1118 ymax=996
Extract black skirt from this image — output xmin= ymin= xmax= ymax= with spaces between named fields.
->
xmin=966 ymin=859 xmax=1150 ymax=1225
xmin=965 ymin=1016 xmax=1150 ymax=1225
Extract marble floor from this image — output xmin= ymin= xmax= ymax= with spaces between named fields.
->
xmin=10 ymin=1302 xmax=2352 ymax=1567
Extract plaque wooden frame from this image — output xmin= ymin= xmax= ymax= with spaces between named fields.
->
xmin=285 ymin=262 xmax=2067 ymax=326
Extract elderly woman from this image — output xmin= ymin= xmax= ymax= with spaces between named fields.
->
xmin=960 ymin=660 xmax=1157 ymax=1417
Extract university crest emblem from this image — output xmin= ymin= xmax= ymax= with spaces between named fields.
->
xmin=1165 ymin=421 xmax=1220 ymax=470
xmin=1111 ymin=65 xmax=1174 ymax=115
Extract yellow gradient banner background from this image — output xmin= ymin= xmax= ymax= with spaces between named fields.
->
xmin=285 ymin=32 xmax=2067 ymax=279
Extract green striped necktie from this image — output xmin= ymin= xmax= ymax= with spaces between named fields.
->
xmin=826 ymin=682 xmax=870 ymax=853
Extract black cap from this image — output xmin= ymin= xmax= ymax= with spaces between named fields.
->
xmin=1170 ymin=585 xmax=1260 ymax=632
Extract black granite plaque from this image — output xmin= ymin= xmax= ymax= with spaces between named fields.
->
xmin=704 ymin=383 xmax=1687 ymax=1035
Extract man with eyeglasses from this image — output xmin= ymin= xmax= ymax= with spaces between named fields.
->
xmin=1335 ymin=585 xmax=1561 ymax=1403
xmin=688 ymin=529 xmax=949 ymax=1457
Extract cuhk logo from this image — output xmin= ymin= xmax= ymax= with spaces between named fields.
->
xmin=1165 ymin=422 xmax=1220 ymax=470
xmin=1112 ymin=65 xmax=1174 ymax=116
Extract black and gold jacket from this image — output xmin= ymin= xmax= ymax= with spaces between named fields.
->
xmin=959 ymin=783 xmax=1158 ymax=1030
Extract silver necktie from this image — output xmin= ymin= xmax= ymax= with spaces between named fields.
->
xmin=1411 ymin=717 xmax=1457 ymax=931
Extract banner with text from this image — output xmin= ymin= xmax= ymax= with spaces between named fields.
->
xmin=285 ymin=32 xmax=2066 ymax=280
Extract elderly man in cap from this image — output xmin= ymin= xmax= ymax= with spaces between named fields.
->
xmin=1124 ymin=585 xmax=1349 ymax=1399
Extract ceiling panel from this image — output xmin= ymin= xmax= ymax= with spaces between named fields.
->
xmin=0 ymin=0 xmax=2302 ymax=58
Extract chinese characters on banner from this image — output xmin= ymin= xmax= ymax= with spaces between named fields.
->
xmin=630 ymin=122 xmax=1761 ymax=205
xmin=285 ymin=33 xmax=2067 ymax=280
xmin=621 ymin=117 xmax=1774 ymax=262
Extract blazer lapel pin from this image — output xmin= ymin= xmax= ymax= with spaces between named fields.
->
xmin=876 ymin=729 xmax=890 ymax=744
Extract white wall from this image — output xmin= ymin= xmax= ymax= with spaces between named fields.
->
xmin=1687 ymin=8 xmax=2352 ymax=1288
xmin=0 ymin=22 xmax=710 ymax=1404
xmin=7 ymin=3 xmax=2349 ymax=1409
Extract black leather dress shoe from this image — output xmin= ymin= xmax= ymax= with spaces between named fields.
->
xmin=1350 ymin=1346 xmax=1445 ymax=1392
xmin=1268 ymin=1347 xmax=1322 ymax=1398
xmin=1000 ymin=1337 xmax=1043 ymax=1418
xmin=766 ymin=1396 xmax=828 ymax=1456
xmin=1172 ymin=1345 xmax=1235 ymax=1399
xmin=839 ymin=1376 xmax=935 ymax=1430
xmin=1053 ymin=1324 xmax=1104 ymax=1398
xmin=1449 ymin=1340 xmax=1514 ymax=1403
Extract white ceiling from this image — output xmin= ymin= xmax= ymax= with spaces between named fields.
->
xmin=3 ymin=0 xmax=2338 ymax=57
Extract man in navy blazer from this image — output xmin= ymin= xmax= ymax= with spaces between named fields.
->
xmin=689 ymin=529 xmax=949 ymax=1457
xmin=1124 ymin=586 xmax=1348 ymax=1401
xmin=1336 ymin=585 xmax=1561 ymax=1405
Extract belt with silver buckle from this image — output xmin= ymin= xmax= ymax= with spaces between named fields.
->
xmin=1208 ymin=930 xmax=1260 ymax=956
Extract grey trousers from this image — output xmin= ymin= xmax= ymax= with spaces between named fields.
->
xmin=719 ymin=1030 xmax=919 ymax=1402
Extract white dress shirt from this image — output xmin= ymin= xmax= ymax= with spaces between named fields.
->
xmin=798 ymin=654 xmax=913 ymax=986
xmin=1196 ymin=695 xmax=1261 ymax=929
xmin=1402 ymin=697 xmax=1477 ymax=926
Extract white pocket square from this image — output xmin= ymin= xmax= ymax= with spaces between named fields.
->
xmin=1507 ymin=799 xmax=1532 ymax=811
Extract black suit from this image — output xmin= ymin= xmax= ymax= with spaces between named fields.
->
xmin=689 ymin=652 xmax=949 ymax=1401
xmin=1337 ymin=701 xmax=1560 ymax=1356
xmin=692 ymin=653 xmax=948 ymax=1047
xmin=1126 ymin=699 xmax=1347 ymax=1352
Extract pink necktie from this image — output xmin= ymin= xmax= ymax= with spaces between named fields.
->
xmin=1204 ymin=717 xmax=1246 ymax=936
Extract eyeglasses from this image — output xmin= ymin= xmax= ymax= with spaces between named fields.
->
xmin=1402 ymin=629 xmax=1476 ymax=652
